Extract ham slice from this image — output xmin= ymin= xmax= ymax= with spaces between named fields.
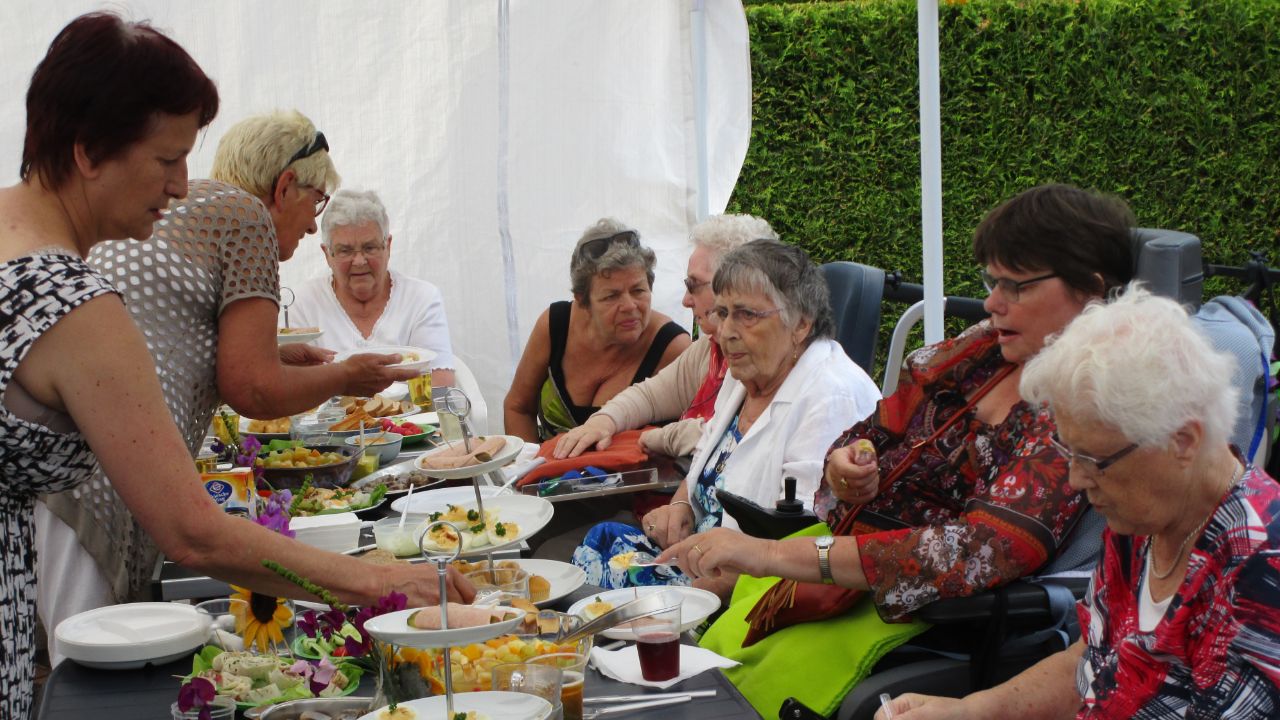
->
xmin=419 ymin=436 xmax=507 ymax=470
xmin=407 ymin=603 xmax=514 ymax=630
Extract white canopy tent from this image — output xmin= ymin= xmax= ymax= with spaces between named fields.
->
xmin=0 ymin=0 xmax=754 ymax=426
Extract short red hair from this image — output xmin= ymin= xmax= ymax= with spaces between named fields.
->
xmin=21 ymin=12 xmax=219 ymax=189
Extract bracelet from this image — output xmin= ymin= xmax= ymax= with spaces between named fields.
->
xmin=670 ymin=500 xmax=695 ymax=516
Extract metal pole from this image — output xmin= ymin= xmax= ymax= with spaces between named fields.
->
xmin=917 ymin=0 xmax=944 ymax=344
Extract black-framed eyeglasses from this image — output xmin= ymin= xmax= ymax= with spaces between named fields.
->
xmin=272 ymin=131 xmax=330 ymax=198
xmin=683 ymin=276 xmax=711 ymax=294
xmin=711 ymin=305 xmax=783 ymax=328
xmin=576 ymin=230 xmax=640 ymax=261
xmin=980 ymin=270 xmax=1057 ymax=302
xmin=301 ymin=186 xmax=331 ymax=217
xmin=1048 ymin=434 xmax=1138 ymax=475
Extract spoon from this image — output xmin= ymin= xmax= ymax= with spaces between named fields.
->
xmin=398 ymin=482 xmax=416 ymax=531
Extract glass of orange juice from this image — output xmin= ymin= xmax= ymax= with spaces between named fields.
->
xmin=408 ymin=372 xmax=432 ymax=411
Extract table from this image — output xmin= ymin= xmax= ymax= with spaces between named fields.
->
xmin=37 ymin=586 xmax=761 ymax=720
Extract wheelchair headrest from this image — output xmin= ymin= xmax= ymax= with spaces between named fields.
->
xmin=1130 ymin=228 xmax=1203 ymax=310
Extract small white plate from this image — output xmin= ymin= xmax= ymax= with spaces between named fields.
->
xmin=510 ymin=558 xmax=587 ymax=608
xmin=566 ymin=586 xmax=721 ymax=640
xmin=358 ymin=691 xmax=552 ymax=720
xmin=362 ymin=606 xmax=526 ymax=648
xmin=56 ymin=602 xmax=209 ymax=670
xmin=413 ymin=434 xmax=523 ymax=479
xmin=401 ymin=411 xmax=441 ymax=427
xmin=276 ymin=329 xmax=323 ymax=345
xmin=334 ymin=345 xmax=436 ymax=374
xmin=397 ymin=493 xmax=554 ymax=556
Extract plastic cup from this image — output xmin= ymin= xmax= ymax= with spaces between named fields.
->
xmin=465 ymin=567 xmax=531 ymax=605
xmin=171 ymin=695 xmax=235 ymax=719
xmin=408 ymin=373 xmax=433 ymax=410
xmin=493 ymin=661 xmax=563 ymax=718
xmin=633 ymin=606 xmax=681 ymax=681
xmin=373 ymin=516 xmax=426 ymax=557
xmin=531 ymin=652 xmax=588 ymax=720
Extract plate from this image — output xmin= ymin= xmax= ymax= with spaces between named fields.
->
xmin=334 ymin=345 xmax=436 ymax=374
xmin=357 ymin=691 xmax=552 ymax=720
xmin=413 ymin=435 xmax=524 ymax=479
xmin=395 ymin=493 xmax=554 ymax=556
xmin=56 ymin=602 xmax=209 ymax=669
xmin=277 ymin=329 xmax=323 ymax=345
xmin=239 ymin=417 xmax=290 ymax=441
xmin=401 ymin=411 xmax=440 ymax=427
xmin=565 ymin=586 xmax=721 ymax=640
xmin=383 ymin=381 xmax=409 ymax=401
xmin=493 ymin=558 xmax=586 ymax=608
xmin=352 ymin=460 xmax=446 ymax=499
xmin=389 ymin=483 xmax=510 ymax=513
xmin=362 ymin=606 xmax=526 ymax=648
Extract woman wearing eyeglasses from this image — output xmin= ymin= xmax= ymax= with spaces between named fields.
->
xmin=288 ymin=188 xmax=458 ymax=389
xmin=504 ymin=218 xmax=691 ymax=441
xmin=879 ymin=288 xmax=1280 ymax=720
xmin=655 ymin=184 xmax=1137 ymax=717
xmin=573 ymin=240 xmax=880 ymax=590
xmin=37 ymin=111 xmax=422 ymax=660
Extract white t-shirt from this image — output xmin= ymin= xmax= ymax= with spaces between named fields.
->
xmin=288 ymin=269 xmax=456 ymax=370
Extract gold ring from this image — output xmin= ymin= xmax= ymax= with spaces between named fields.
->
xmin=693 ymin=544 xmax=704 ymax=556
xmin=647 ymin=523 xmax=655 ymax=532
xmin=838 ymin=477 xmax=848 ymax=489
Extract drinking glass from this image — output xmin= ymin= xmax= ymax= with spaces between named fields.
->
xmin=408 ymin=373 xmax=433 ymax=411
xmin=633 ymin=606 xmax=681 ymax=681
xmin=531 ymin=652 xmax=588 ymax=720
xmin=493 ymin=661 xmax=563 ymax=720
xmin=465 ymin=567 xmax=531 ymax=605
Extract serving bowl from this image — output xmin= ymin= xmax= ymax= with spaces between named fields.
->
xmin=344 ymin=433 xmax=403 ymax=465
xmin=257 ymin=445 xmax=362 ymax=490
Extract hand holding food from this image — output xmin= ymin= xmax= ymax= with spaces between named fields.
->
xmin=825 ymin=437 xmax=880 ymax=504
xmin=338 ymin=352 xmax=421 ymax=396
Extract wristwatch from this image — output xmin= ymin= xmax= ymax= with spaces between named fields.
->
xmin=814 ymin=535 xmax=835 ymax=585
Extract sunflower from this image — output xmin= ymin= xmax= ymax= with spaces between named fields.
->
xmin=229 ymin=586 xmax=293 ymax=653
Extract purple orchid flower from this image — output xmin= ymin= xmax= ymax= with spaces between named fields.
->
xmin=177 ymin=676 xmax=215 ymax=720
xmin=297 ymin=609 xmax=321 ymax=638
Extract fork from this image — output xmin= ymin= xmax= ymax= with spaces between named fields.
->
xmin=629 ymin=559 xmax=677 ymax=569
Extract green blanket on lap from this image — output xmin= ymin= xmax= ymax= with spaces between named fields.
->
xmin=698 ymin=524 xmax=929 ymax=718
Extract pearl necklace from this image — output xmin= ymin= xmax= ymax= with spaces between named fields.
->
xmin=1148 ymin=460 xmax=1244 ymax=580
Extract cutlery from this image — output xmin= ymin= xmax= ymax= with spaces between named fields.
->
xmin=586 ymin=690 xmax=717 ymax=704
xmin=582 ymin=695 xmax=693 ymax=719
xmin=629 ymin=559 xmax=677 ymax=569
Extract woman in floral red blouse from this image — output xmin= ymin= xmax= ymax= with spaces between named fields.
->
xmin=658 ymin=184 xmax=1139 ymax=716
xmin=882 ymin=288 xmax=1280 ymax=719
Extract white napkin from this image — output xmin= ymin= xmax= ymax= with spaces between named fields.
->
xmin=589 ymin=644 xmax=739 ymax=689
xmin=501 ymin=444 xmax=546 ymax=485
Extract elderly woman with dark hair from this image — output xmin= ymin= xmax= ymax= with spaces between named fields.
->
xmin=504 ymin=218 xmax=691 ymax=441
xmin=880 ymin=287 xmax=1280 ymax=720
xmin=658 ymin=184 xmax=1138 ymax=717
xmin=574 ymin=240 xmax=881 ymax=589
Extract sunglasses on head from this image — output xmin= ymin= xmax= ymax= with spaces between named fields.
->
xmin=272 ymin=131 xmax=330 ymax=198
xmin=577 ymin=230 xmax=640 ymax=260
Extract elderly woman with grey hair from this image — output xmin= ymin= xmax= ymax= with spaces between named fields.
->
xmin=504 ymin=218 xmax=690 ymax=441
xmin=290 ymin=188 xmax=457 ymax=387
xmin=573 ymin=240 xmax=881 ymax=590
xmin=879 ymin=286 xmax=1280 ymax=720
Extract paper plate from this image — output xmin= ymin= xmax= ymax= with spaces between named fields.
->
xmin=566 ymin=586 xmax=721 ymax=640
xmin=357 ymin=691 xmax=552 ymax=720
xmin=56 ymin=602 xmax=209 ymax=669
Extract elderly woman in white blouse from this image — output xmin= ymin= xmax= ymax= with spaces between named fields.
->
xmin=291 ymin=188 xmax=457 ymax=387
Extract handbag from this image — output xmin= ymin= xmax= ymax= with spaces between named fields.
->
xmin=742 ymin=363 xmax=1015 ymax=646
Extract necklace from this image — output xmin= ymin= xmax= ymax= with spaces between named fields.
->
xmin=1148 ymin=460 xmax=1244 ymax=580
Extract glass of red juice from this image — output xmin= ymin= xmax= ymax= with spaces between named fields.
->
xmin=634 ymin=605 xmax=682 ymax=682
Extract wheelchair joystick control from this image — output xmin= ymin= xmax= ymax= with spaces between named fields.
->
xmin=775 ymin=476 xmax=804 ymax=514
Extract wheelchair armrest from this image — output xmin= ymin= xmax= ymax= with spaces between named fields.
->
xmin=915 ymin=577 xmax=1089 ymax=625
xmin=719 ymin=490 xmax=818 ymax=539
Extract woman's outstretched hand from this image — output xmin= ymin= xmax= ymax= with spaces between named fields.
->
xmin=655 ymin=528 xmax=774 ymax=580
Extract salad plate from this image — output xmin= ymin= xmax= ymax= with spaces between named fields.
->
xmin=566 ymin=586 xmax=720 ymax=640
xmin=186 ymin=645 xmax=362 ymax=709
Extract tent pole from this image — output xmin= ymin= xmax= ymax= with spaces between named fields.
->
xmin=496 ymin=0 xmax=521 ymax=366
xmin=918 ymin=0 xmax=944 ymax=344
xmin=691 ymin=0 xmax=710 ymax=223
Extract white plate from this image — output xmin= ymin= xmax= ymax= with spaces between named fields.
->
xmin=401 ymin=411 xmax=440 ymax=427
xmin=334 ymin=345 xmax=436 ymax=374
xmin=566 ymin=586 xmax=721 ymax=640
xmin=413 ymin=435 xmax=524 ymax=479
xmin=238 ymin=417 xmax=290 ymax=441
xmin=510 ymin=558 xmax=587 ymax=608
xmin=390 ymin=483 xmax=511 ymax=514
xmin=277 ymin=329 xmax=323 ymax=345
xmin=398 ymin=493 xmax=554 ymax=556
xmin=382 ymin=381 xmax=409 ymax=401
xmin=362 ymin=606 xmax=526 ymax=648
xmin=56 ymin=602 xmax=209 ymax=669
xmin=358 ymin=691 xmax=552 ymax=720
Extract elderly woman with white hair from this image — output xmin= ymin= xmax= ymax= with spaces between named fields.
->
xmin=553 ymin=213 xmax=779 ymax=461
xmin=290 ymin=188 xmax=457 ymax=387
xmin=504 ymin=218 xmax=691 ymax=441
xmin=880 ymin=287 xmax=1280 ymax=720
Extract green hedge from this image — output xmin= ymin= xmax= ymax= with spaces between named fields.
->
xmin=729 ymin=0 xmax=1280 ymax=313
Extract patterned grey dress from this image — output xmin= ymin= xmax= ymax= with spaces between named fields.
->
xmin=43 ymin=179 xmax=280 ymax=603
xmin=0 ymin=249 xmax=118 ymax=719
